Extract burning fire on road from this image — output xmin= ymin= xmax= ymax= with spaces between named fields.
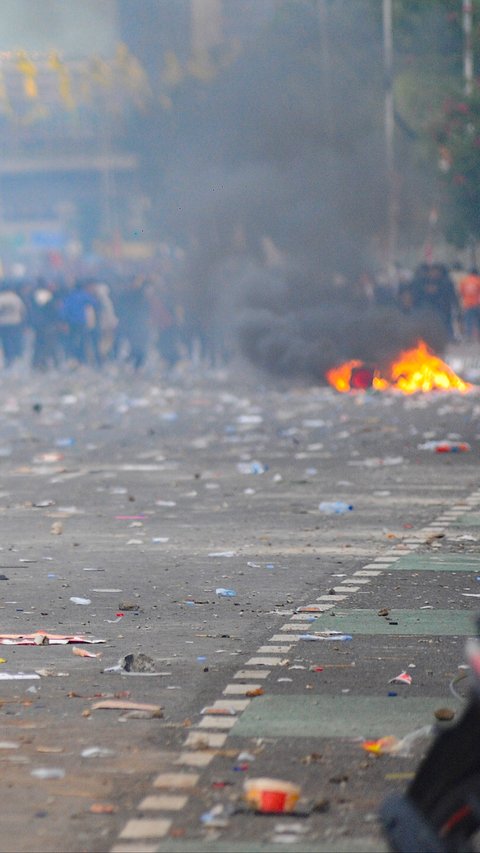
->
xmin=325 ymin=340 xmax=471 ymax=394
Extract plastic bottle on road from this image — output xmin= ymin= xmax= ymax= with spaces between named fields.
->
xmin=434 ymin=441 xmax=470 ymax=453
xmin=319 ymin=501 xmax=353 ymax=514
xmin=418 ymin=440 xmax=471 ymax=453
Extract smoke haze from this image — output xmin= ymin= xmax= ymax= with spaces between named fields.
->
xmin=161 ymin=0 xmax=448 ymax=381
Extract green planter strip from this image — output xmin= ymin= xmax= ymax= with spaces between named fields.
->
xmin=232 ymin=695 xmax=458 ymax=739
xmin=385 ymin=554 xmax=480 ymax=571
xmin=306 ymin=608 xmax=474 ymax=635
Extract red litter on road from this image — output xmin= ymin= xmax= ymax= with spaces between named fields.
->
xmin=0 ymin=632 xmax=105 ymax=645
xmin=388 ymin=671 xmax=412 ymax=686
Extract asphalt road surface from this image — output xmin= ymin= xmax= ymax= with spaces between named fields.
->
xmin=0 ymin=349 xmax=480 ymax=853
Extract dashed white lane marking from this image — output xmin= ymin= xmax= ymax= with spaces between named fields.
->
xmin=371 ymin=557 xmax=399 ymax=563
xmin=153 ymin=773 xmax=199 ymax=788
xmin=385 ymin=548 xmax=411 ymax=554
xmin=294 ymin=613 xmax=321 ymax=621
xmin=257 ymin=645 xmax=292 ymax=653
xmin=139 ymin=795 xmax=189 ymax=810
xmin=112 ymin=492 xmax=480 ymax=850
xmin=197 ymin=716 xmax=237 ymax=730
xmin=203 ymin=699 xmax=250 ymax=712
xmin=270 ymin=633 xmax=302 ymax=642
xmin=316 ymin=593 xmax=347 ymax=601
xmin=234 ymin=669 xmax=270 ymax=678
xmin=184 ymin=732 xmax=228 ymax=749
xmin=296 ymin=613 xmax=318 ymax=622
xmin=345 ymin=577 xmax=371 ymax=584
xmin=175 ymin=751 xmax=214 ymax=767
xmin=119 ymin=818 xmax=172 ymax=840
xmin=355 ymin=569 xmax=382 ymax=576
xmin=223 ymin=683 xmax=263 ymax=694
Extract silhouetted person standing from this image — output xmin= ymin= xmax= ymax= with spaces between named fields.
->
xmin=0 ymin=282 xmax=26 ymax=367
xmin=115 ymin=276 xmax=151 ymax=370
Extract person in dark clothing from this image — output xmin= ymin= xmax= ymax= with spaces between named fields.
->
xmin=397 ymin=281 xmax=416 ymax=315
xmin=0 ymin=282 xmax=26 ymax=367
xmin=60 ymin=279 xmax=100 ymax=364
xmin=412 ymin=263 xmax=459 ymax=339
xmin=150 ymin=282 xmax=180 ymax=370
xmin=114 ymin=275 xmax=151 ymax=370
xmin=374 ymin=278 xmax=397 ymax=307
xmin=410 ymin=263 xmax=431 ymax=307
xmin=29 ymin=280 xmax=61 ymax=369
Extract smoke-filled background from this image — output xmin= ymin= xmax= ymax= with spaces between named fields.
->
xmin=155 ymin=0 xmax=449 ymax=381
xmin=0 ymin=0 xmax=459 ymax=380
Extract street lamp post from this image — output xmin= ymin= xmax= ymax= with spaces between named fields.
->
xmin=462 ymin=0 xmax=476 ymax=265
xmin=383 ymin=0 xmax=397 ymax=285
xmin=463 ymin=0 xmax=473 ymax=96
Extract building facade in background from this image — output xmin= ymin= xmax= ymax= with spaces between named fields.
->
xmin=0 ymin=0 xmax=275 ymax=270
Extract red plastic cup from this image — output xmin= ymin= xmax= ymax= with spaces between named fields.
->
xmin=244 ymin=777 xmax=301 ymax=813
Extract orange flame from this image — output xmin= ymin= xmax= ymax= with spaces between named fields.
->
xmin=326 ymin=341 xmax=471 ymax=394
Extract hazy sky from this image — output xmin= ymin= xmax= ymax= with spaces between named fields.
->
xmin=0 ymin=0 xmax=119 ymax=57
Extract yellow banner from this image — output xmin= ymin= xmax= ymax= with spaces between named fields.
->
xmin=48 ymin=52 xmax=75 ymax=110
xmin=16 ymin=50 xmax=38 ymax=99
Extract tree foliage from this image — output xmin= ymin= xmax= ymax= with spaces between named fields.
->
xmin=391 ymin=0 xmax=480 ymax=248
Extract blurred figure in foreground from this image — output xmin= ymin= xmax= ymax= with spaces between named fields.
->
xmin=0 ymin=281 xmax=26 ymax=367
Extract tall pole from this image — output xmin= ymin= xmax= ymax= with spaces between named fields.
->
xmin=383 ymin=0 xmax=396 ymax=285
xmin=463 ymin=1 xmax=475 ymax=264
xmin=463 ymin=0 xmax=473 ymax=96
xmin=317 ymin=0 xmax=335 ymax=143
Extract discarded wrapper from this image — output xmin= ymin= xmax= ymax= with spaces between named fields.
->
xmin=91 ymin=699 xmax=163 ymax=717
xmin=388 ymin=671 xmax=412 ymax=685
xmin=362 ymin=735 xmax=401 ymax=755
xmin=244 ymin=777 xmax=301 ymax=814
xmin=72 ymin=647 xmax=102 ymax=659
xmin=245 ymin=687 xmax=264 ymax=697
xmin=89 ymin=803 xmax=118 ymax=814
xmin=0 ymin=633 xmax=105 ymax=646
xmin=299 ymin=632 xmax=352 ymax=642
xmin=0 ymin=672 xmax=40 ymax=680
xmin=362 ymin=725 xmax=432 ymax=756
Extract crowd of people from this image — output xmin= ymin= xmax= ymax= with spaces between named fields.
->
xmin=0 ymin=259 xmax=479 ymax=373
xmin=0 ymin=273 xmax=188 ymax=372
xmin=355 ymin=261 xmax=480 ymax=343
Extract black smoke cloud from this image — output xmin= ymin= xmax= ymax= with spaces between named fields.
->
xmin=233 ymin=261 xmax=447 ymax=382
xmin=165 ymin=0 xmax=446 ymax=382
